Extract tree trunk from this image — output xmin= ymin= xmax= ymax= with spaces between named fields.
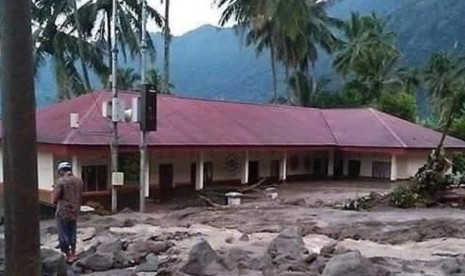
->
xmin=0 ymin=0 xmax=41 ymax=275
xmin=270 ymin=38 xmax=278 ymax=104
xmin=72 ymin=0 xmax=92 ymax=92
xmin=163 ymin=0 xmax=171 ymax=93
xmin=437 ymin=110 xmax=455 ymax=150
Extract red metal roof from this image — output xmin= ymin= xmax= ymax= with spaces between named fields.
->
xmin=4 ymin=90 xmax=465 ymax=149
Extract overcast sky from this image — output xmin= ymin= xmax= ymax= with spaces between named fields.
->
xmin=148 ymin=0 xmax=231 ymax=36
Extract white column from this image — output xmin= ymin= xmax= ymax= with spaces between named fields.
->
xmin=144 ymin=154 xmax=150 ymax=197
xmin=196 ymin=151 xmax=204 ymax=190
xmin=327 ymin=150 xmax=335 ymax=177
xmin=390 ymin=155 xmax=398 ymax=181
xmin=279 ymin=151 xmax=287 ymax=181
xmin=72 ymin=155 xmax=81 ymax=178
xmin=241 ymin=151 xmax=249 ymax=184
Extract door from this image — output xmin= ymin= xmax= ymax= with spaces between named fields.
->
xmin=313 ymin=159 xmax=322 ymax=176
xmin=190 ymin=163 xmax=197 ymax=187
xmin=248 ymin=161 xmax=260 ymax=184
xmin=372 ymin=161 xmax=391 ymax=179
xmin=270 ymin=160 xmax=280 ymax=181
xmin=204 ymin=162 xmax=213 ymax=185
xmin=159 ymin=164 xmax=174 ymax=201
xmin=348 ymin=160 xmax=361 ymax=178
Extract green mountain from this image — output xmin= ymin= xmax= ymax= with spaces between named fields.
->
xmin=35 ymin=0 xmax=465 ymax=110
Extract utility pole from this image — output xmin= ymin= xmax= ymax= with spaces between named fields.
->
xmin=0 ymin=0 xmax=41 ymax=275
xmin=139 ymin=0 xmax=148 ymax=213
xmin=110 ymin=0 xmax=119 ymax=213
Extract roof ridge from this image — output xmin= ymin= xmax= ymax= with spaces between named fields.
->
xmin=63 ymin=93 xmax=107 ymax=144
xmin=369 ymin=108 xmax=407 ymax=148
xmin=320 ymin=110 xmax=339 ymax=145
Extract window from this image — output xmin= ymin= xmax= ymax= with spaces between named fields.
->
xmin=82 ymin=165 xmax=108 ymax=192
xmin=372 ymin=161 xmax=391 ymax=179
xmin=119 ymin=153 xmax=140 ymax=183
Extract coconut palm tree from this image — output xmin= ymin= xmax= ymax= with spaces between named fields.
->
xmin=333 ymin=13 xmax=396 ymax=78
xmin=146 ymin=68 xmax=173 ymax=92
xmin=424 ymin=52 xmax=465 ymax=148
xmin=33 ymin=0 xmax=108 ymax=99
xmin=116 ymin=67 xmax=141 ymax=90
xmin=69 ymin=0 xmax=163 ymax=75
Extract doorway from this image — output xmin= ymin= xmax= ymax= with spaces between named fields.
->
xmin=348 ymin=160 xmax=361 ymax=178
xmin=204 ymin=162 xmax=213 ymax=185
xmin=248 ymin=161 xmax=260 ymax=184
xmin=270 ymin=160 xmax=280 ymax=181
xmin=159 ymin=164 xmax=174 ymax=201
xmin=190 ymin=163 xmax=197 ymax=188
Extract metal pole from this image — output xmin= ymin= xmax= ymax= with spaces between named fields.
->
xmin=139 ymin=0 xmax=148 ymax=213
xmin=110 ymin=0 xmax=119 ymax=213
xmin=0 ymin=0 xmax=41 ymax=274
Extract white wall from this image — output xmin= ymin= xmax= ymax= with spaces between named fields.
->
xmin=343 ymin=152 xmax=391 ymax=178
xmin=148 ymin=149 xmax=328 ymax=186
xmin=38 ymin=151 xmax=54 ymax=190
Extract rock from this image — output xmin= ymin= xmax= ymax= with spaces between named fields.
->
xmin=148 ymin=241 xmax=173 ymax=254
xmin=321 ymin=251 xmax=390 ymax=276
xmin=239 ymin=234 xmax=250 ymax=242
xmin=86 ymin=269 xmax=137 ymax=276
xmin=41 ymin=248 xmax=67 ymax=276
xmin=320 ymin=242 xmax=337 ymax=257
xmin=80 ymin=252 xmax=114 ymax=272
xmin=224 ymin=247 xmax=263 ymax=271
xmin=97 ymin=237 xmax=122 ymax=254
xmin=125 ymin=240 xmax=151 ymax=263
xmin=441 ymin=256 xmax=465 ymax=275
xmin=225 ymin=237 xmax=234 ymax=244
xmin=136 ymin=253 xmax=159 ymax=272
xmin=180 ymin=239 xmax=228 ymax=275
xmin=305 ymin=253 xmax=319 ymax=264
xmin=264 ymin=226 xmax=309 ymax=273
xmin=157 ymin=267 xmax=173 ymax=276
xmin=113 ymin=251 xmax=133 ymax=269
xmin=79 ymin=227 xmax=97 ymax=242
xmin=123 ymin=219 xmax=135 ymax=228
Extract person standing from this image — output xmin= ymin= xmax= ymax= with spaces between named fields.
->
xmin=52 ymin=161 xmax=82 ymax=263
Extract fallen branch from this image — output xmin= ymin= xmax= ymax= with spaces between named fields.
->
xmin=239 ymin=178 xmax=268 ymax=193
xmin=197 ymin=194 xmax=229 ymax=210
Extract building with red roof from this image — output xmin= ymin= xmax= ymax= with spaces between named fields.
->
xmin=2 ymin=90 xmax=464 ymax=207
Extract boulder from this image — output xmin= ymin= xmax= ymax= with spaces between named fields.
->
xmin=41 ymin=248 xmax=67 ymax=276
xmin=180 ymin=239 xmax=228 ymax=276
xmin=239 ymin=234 xmax=250 ymax=242
xmin=264 ymin=226 xmax=309 ymax=273
xmin=86 ymin=269 xmax=137 ymax=276
xmin=321 ymin=251 xmax=390 ymax=276
xmin=441 ymin=256 xmax=465 ymax=275
xmin=80 ymin=252 xmax=114 ymax=272
xmin=97 ymin=237 xmax=122 ymax=254
xmin=136 ymin=253 xmax=159 ymax=272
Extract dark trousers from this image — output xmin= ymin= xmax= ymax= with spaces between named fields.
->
xmin=57 ymin=217 xmax=77 ymax=253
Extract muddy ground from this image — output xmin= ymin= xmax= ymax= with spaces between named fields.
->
xmin=38 ymin=181 xmax=465 ymax=275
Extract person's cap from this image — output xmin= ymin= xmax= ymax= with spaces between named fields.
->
xmin=57 ymin=161 xmax=72 ymax=171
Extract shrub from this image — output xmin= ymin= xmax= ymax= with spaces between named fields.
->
xmin=389 ymin=185 xmax=418 ymax=208
xmin=389 ymin=185 xmax=434 ymax=208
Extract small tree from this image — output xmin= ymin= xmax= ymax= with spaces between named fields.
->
xmin=379 ymin=91 xmax=417 ymax=122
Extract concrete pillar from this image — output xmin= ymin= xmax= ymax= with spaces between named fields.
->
xmin=144 ymin=154 xmax=150 ymax=197
xmin=327 ymin=150 xmax=335 ymax=177
xmin=390 ymin=155 xmax=398 ymax=181
xmin=279 ymin=151 xmax=287 ymax=181
xmin=196 ymin=151 xmax=204 ymax=190
xmin=342 ymin=159 xmax=348 ymax=176
xmin=241 ymin=151 xmax=249 ymax=184
xmin=72 ymin=155 xmax=81 ymax=178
